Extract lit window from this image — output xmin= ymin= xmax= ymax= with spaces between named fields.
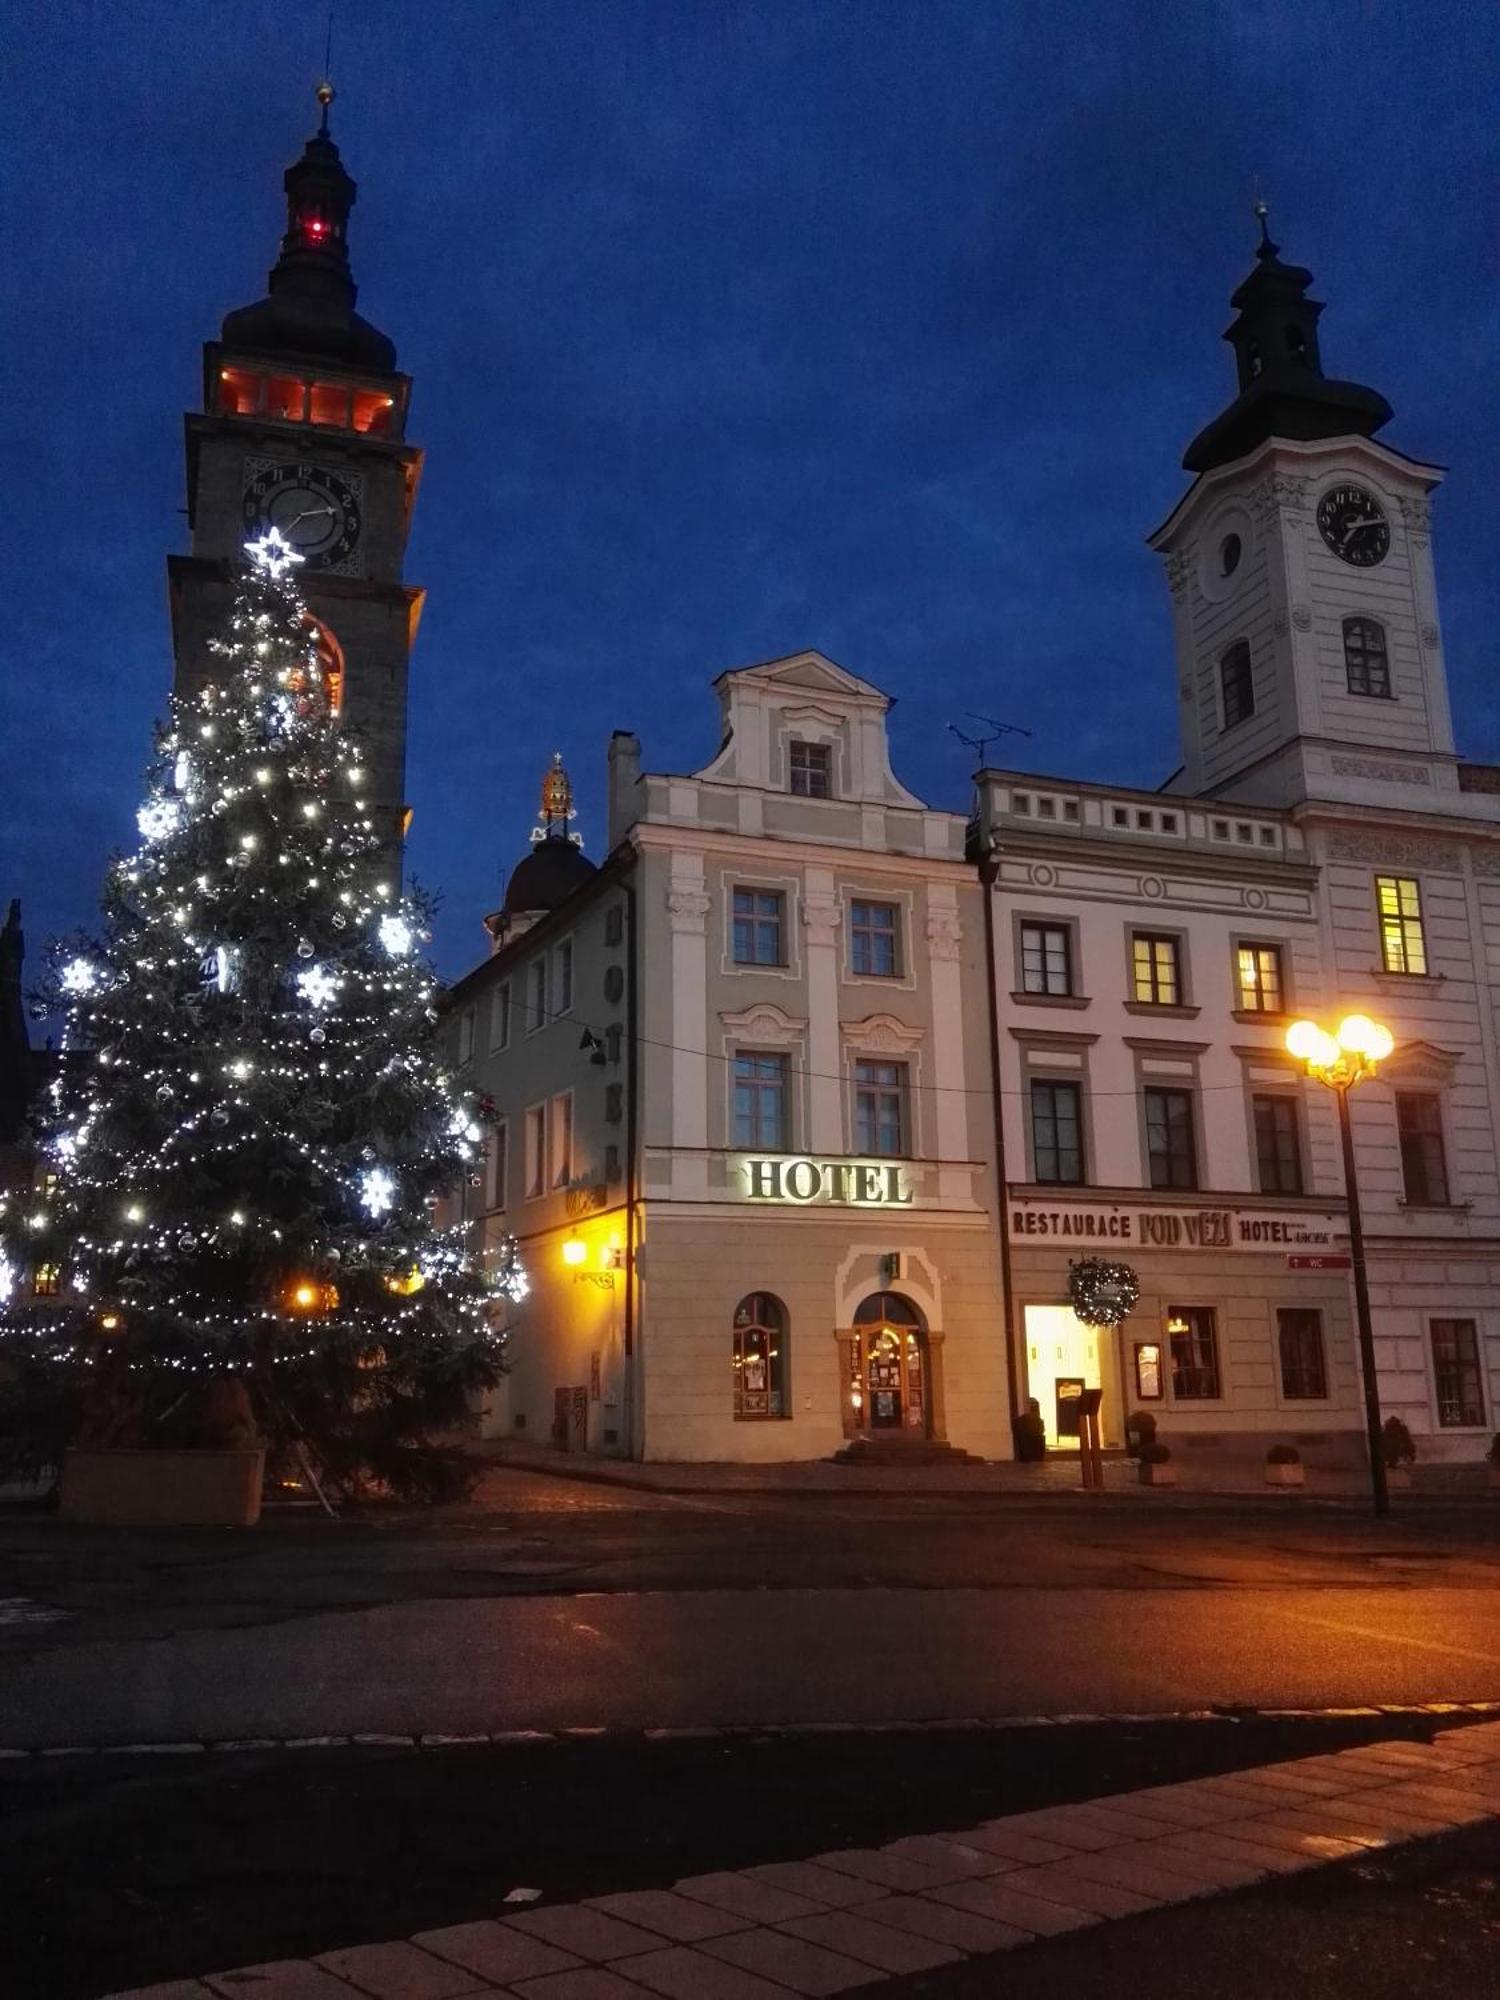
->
xmin=851 ymin=901 xmax=900 ymax=978
xmin=351 ymin=389 xmax=396 ymax=435
xmin=264 ymin=376 xmax=307 ymax=421
xmin=733 ymin=1053 xmax=789 ymax=1151
xmin=549 ymin=1092 xmax=573 ymax=1189
xmin=789 ymin=741 xmax=832 ymax=798
xmin=1132 ymin=933 xmax=1182 ymax=1006
xmin=1020 ymin=921 xmax=1073 ymax=996
xmin=1220 ymin=641 xmax=1254 ymax=728
xmin=733 ymin=1293 xmax=789 ymax=1420
xmin=732 ymin=889 xmax=785 ymax=966
xmin=854 ymin=1060 xmax=908 ymax=1157
xmin=309 ymin=383 xmax=351 ymax=427
xmin=1344 ymin=617 xmax=1392 ymax=698
xmin=1236 ymin=942 xmax=1284 ymax=1012
xmin=31 ymin=1262 xmax=61 ymax=1298
xmin=1431 ymin=1319 xmax=1485 ymax=1427
xmin=1376 ymin=876 xmax=1427 ymax=975
xmin=1253 ymin=1094 xmax=1303 ymax=1195
xmin=1030 ymin=1079 xmax=1084 ymax=1185
xmin=1167 ymin=1307 xmax=1220 ymax=1399
xmin=307 ymin=617 xmax=344 ymax=716
xmin=219 ymin=367 xmax=260 ymax=416
xmin=1278 ymin=1309 xmax=1327 ymax=1400
xmin=1397 ymin=1092 xmax=1449 ymax=1205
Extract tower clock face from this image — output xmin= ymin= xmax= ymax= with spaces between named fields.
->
xmin=1316 ymin=484 xmax=1390 ymax=568
xmin=242 ymin=461 xmax=363 ymax=571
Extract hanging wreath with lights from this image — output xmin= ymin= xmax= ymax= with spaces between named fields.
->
xmin=1068 ymin=1258 xmax=1140 ymax=1328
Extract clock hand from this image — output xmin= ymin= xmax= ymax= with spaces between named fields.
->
xmin=286 ymin=504 xmax=336 ymax=531
xmin=1340 ymin=515 xmax=1380 ymax=542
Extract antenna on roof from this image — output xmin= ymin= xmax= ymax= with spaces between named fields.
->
xmin=947 ymin=712 xmax=1031 ymax=766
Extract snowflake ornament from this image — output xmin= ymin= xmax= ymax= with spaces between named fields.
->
xmin=358 ymin=1166 xmax=398 ymax=1219
xmin=296 ymin=964 xmax=341 ymax=1010
xmin=60 ymin=957 xmax=100 ymax=997
xmin=138 ymin=798 xmax=182 ymax=843
xmin=378 ymin=914 xmax=414 ymax=957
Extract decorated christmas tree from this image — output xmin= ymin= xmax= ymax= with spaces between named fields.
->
xmin=0 ymin=531 xmax=525 ymax=1502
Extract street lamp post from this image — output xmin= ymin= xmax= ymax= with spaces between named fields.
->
xmin=1286 ymin=1013 xmax=1396 ymax=1518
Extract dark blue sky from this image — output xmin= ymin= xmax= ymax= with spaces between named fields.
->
xmin=4 ymin=2 xmax=1495 ymax=976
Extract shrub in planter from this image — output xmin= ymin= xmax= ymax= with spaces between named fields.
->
xmin=1125 ymin=1410 xmax=1158 ymax=1460
xmin=1138 ymin=1440 xmax=1178 ymax=1487
xmin=1012 ymin=1401 xmax=1048 ymax=1463
xmin=1382 ymin=1415 xmax=1416 ymax=1489
xmin=1265 ymin=1442 xmax=1305 ymax=1488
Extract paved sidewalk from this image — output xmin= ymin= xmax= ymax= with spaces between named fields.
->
xmin=107 ymin=1719 xmax=1500 ymax=2000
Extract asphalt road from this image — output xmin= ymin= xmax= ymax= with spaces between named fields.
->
xmin=3 ymin=1474 xmax=1500 ymax=1745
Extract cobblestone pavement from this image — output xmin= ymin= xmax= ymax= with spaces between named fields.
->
xmin=103 ymin=1719 xmax=1500 ymax=2000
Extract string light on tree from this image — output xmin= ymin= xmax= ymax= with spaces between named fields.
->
xmin=0 ymin=528 xmax=526 ymax=1504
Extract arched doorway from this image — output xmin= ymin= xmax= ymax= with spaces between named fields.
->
xmin=851 ymin=1293 xmax=928 ymax=1438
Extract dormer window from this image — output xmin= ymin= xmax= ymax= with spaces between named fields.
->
xmin=789 ymin=741 xmax=831 ymax=798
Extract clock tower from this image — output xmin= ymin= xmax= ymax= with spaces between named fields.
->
xmin=168 ymin=85 xmax=423 ymax=844
xmin=1149 ymin=210 xmax=1456 ymax=815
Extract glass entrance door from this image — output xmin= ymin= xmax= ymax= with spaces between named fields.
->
xmin=851 ymin=1293 xmax=928 ymax=1439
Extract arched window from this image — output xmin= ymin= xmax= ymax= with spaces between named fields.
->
xmin=732 ymin=1293 xmax=788 ymax=1419
xmin=1343 ymin=617 xmax=1390 ymax=698
xmin=1219 ymin=640 xmax=1254 ymax=729
xmin=854 ymin=1292 xmax=924 ymax=1330
xmin=306 ymin=615 xmax=345 ymax=716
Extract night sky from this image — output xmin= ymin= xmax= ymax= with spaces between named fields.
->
xmin=4 ymin=2 xmax=1495 ymax=979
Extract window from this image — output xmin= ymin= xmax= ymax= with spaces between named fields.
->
xmin=524 ymin=1105 xmax=546 ymax=1199
xmin=1167 ymin=1307 xmax=1221 ymax=1399
xmin=526 ymin=956 xmax=548 ymax=1032
xmin=850 ymin=901 xmax=900 ymax=978
xmin=309 ymin=382 xmax=351 ymax=427
xmin=1132 ymin=932 xmax=1182 ymax=1006
xmin=732 ymin=888 xmax=785 ymax=966
xmin=1237 ymin=943 xmax=1284 ymax=1012
xmin=489 ymin=982 xmax=512 ymax=1052
xmin=1144 ymin=1086 xmax=1198 ymax=1190
xmin=733 ymin=1052 xmax=789 ymax=1151
xmin=1253 ymin=1094 xmax=1304 ymax=1195
xmin=554 ymin=940 xmax=574 ymax=1016
xmin=487 ymin=1123 xmax=509 ymax=1211
xmin=1220 ymin=641 xmax=1255 ymax=728
xmin=549 ymin=1092 xmax=573 ymax=1189
xmin=31 ymin=1262 xmax=61 ymax=1298
xmin=788 ymin=741 xmax=831 ymax=798
xmin=457 ymin=1006 xmax=476 ymax=1065
xmin=1020 ymin=921 xmax=1073 ymax=996
xmin=1344 ymin=617 xmax=1392 ymax=698
xmin=854 ymin=1059 xmax=908 ymax=1157
xmin=1431 ymin=1320 xmax=1485 ymax=1427
xmin=1277 ymin=1309 xmax=1328 ymax=1401
xmin=605 ymin=904 xmax=625 ymax=947
xmin=1376 ymin=876 xmax=1427 ymax=975
xmin=1031 ymin=1080 xmax=1084 ymax=1185
xmin=1397 ymin=1092 xmax=1449 ymax=1205
xmin=733 ymin=1293 xmax=788 ymax=1419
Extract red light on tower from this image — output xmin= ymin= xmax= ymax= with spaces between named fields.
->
xmin=303 ymin=215 xmax=328 ymax=240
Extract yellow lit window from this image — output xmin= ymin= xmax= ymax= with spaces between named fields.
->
xmin=1376 ymin=875 xmax=1427 ymax=975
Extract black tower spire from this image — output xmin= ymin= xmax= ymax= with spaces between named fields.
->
xmin=220 ymin=83 xmax=396 ymax=373
xmin=1182 ymin=205 xmax=1392 ymax=474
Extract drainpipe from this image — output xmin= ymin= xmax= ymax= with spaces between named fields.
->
xmin=621 ymin=866 xmax=641 ymax=1460
xmin=979 ymin=847 xmax=1022 ymax=1435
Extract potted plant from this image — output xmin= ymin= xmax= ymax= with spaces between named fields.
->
xmin=1125 ymin=1409 xmax=1158 ymax=1460
xmin=1138 ymin=1440 xmax=1178 ymax=1488
xmin=59 ymin=1365 xmax=267 ymax=1528
xmin=1265 ymin=1443 xmax=1305 ymax=1488
xmin=1486 ymin=1435 xmax=1500 ymax=1492
xmin=1012 ymin=1398 xmax=1048 ymax=1463
xmin=1382 ymin=1415 xmax=1416 ymax=1490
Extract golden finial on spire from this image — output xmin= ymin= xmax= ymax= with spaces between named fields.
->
xmin=540 ymin=751 xmax=574 ymax=828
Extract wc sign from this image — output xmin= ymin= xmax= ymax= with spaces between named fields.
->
xmin=739 ymin=1157 xmax=914 ymax=1207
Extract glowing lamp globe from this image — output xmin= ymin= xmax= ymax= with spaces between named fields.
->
xmin=1286 ymin=1019 xmax=1332 ymax=1065
xmin=561 ymin=1236 xmax=587 ymax=1268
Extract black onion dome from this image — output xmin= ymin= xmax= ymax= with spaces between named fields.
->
xmin=501 ymin=841 xmax=597 ymax=917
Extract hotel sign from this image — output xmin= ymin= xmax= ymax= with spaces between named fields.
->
xmin=738 ymin=1157 xmax=914 ymax=1206
xmin=1009 ymin=1198 xmax=1339 ymax=1253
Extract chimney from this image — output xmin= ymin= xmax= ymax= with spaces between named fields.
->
xmin=607 ymin=730 xmax=642 ymax=850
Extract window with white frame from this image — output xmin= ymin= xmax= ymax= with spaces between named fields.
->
xmin=526 ymin=956 xmax=548 ymax=1032
xmin=854 ymin=1059 xmax=908 ymax=1157
xmin=788 ymin=740 xmax=832 ymax=798
xmin=549 ymin=1091 xmax=574 ymax=1188
xmin=457 ymin=1005 xmax=476 ymax=1065
xmin=1020 ymin=921 xmax=1073 ymax=996
xmin=553 ymin=939 xmax=574 ymax=1016
xmin=1236 ymin=942 xmax=1284 ymax=1013
xmin=489 ymin=981 xmax=512 ymax=1052
xmin=1167 ymin=1307 xmax=1221 ymax=1399
xmin=733 ymin=1052 xmax=789 ymax=1150
xmin=732 ymin=888 xmax=785 ymax=966
xmin=487 ymin=1122 xmax=509 ymax=1212
xmin=524 ymin=1104 xmax=546 ymax=1198
xmin=1431 ymin=1319 xmax=1485 ymax=1427
xmin=850 ymin=900 xmax=900 ymax=978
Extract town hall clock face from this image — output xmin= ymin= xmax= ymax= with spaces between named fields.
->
xmin=1316 ymin=484 xmax=1390 ymax=568
xmin=242 ymin=460 xmax=363 ymax=572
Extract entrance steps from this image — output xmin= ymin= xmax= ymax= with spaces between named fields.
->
xmin=829 ymin=1438 xmax=985 ymax=1469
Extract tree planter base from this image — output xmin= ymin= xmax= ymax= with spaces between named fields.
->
xmin=1139 ymin=1463 xmax=1179 ymax=1487
xmin=1264 ymin=1463 xmax=1305 ymax=1487
xmin=1384 ymin=1464 xmax=1413 ymax=1491
xmin=60 ymin=1447 xmax=266 ymax=1527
